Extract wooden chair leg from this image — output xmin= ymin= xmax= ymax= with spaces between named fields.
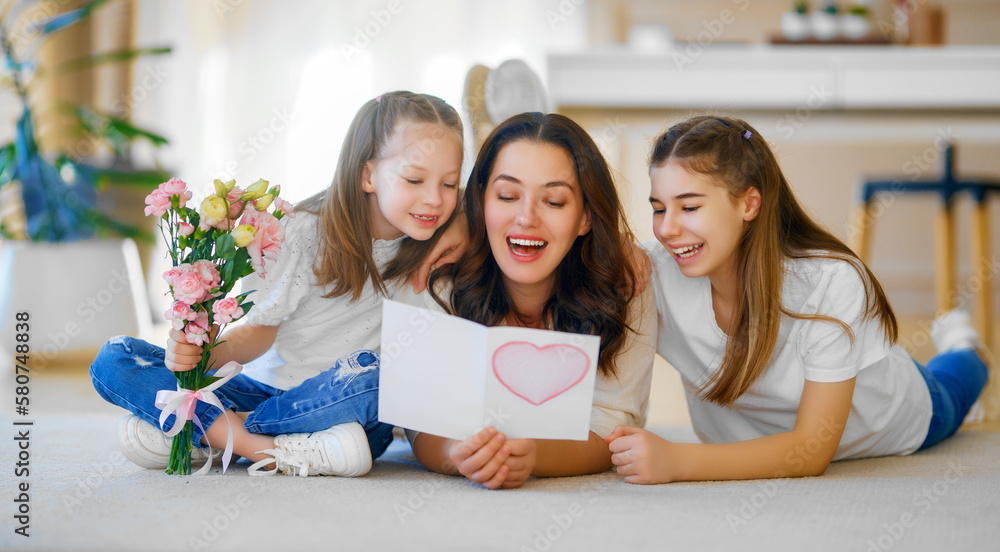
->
xmin=850 ymin=202 xmax=874 ymax=264
xmin=970 ymin=199 xmax=993 ymax=348
xmin=934 ymin=200 xmax=956 ymax=315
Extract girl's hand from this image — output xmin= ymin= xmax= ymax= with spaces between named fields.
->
xmin=448 ymin=427 xmax=511 ymax=489
xmin=411 ymin=212 xmax=469 ymax=293
xmin=164 ymin=328 xmax=206 ymax=372
xmin=605 ymin=426 xmax=674 ymax=485
xmin=499 ymin=438 xmax=537 ymax=489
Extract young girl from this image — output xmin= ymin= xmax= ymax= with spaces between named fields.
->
xmin=409 ymin=112 xmax=657 ymax=489
xmin=90 ymin=91 xmax=465 ymax=476
xmin=606 ymin=115 xmax=991 ymax=484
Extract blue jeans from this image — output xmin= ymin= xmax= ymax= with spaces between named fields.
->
xmin=916 ymin=348 xmax=989 ymax=450
xmin=90 ymin=336 xmax=395 ymax=459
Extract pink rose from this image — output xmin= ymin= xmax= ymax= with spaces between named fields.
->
xmin=192 ymin=260 xmax=221 ymax=294
xmin=162 ymin=267 xmax=185 ymax=286
xmin=177 ymin=222 xmax=194 ymax=236
xmin=172 ymin=271 xmax=206 ymax=305
xmin=184 ymin=312 xmax=211 ymax=346
xmin=240 ymin=210 xmax=284 ymax=279
xmin=161 ymin=178 xmax=193 ymax=208
xmin=212 ymin=298 xmax=244 ymax=325
xmin=144 ymin=189 xmax=171 ymax=217
xmin=274 ymin=197 xmax=295 ymax=217
xmin=164 ymin=301 xmax=197 ymax=330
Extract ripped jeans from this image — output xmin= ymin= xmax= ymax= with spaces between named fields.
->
xmin=90 ymin=336 xmax=395 ymax=459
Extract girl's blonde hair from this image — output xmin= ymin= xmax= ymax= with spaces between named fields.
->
xmin=297 ymin=91 xmax=463 ymax=301
xmin=650 ymin=115 xmax=897 ymax=406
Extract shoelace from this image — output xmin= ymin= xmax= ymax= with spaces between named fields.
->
xmin=247 ymin=439 xmax=329 ymax=477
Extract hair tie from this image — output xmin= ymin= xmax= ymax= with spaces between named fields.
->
xmin=743 ymin=130 xmax=752 ymax=140
xmin=376 ymin=95 xmax=382 ymax=103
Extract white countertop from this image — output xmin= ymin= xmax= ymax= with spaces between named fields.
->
xmin=547 ymin=45 xmax=1000 ymax=110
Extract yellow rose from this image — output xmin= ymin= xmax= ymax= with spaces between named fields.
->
xmin=223 ymin=179 xmax=236 ymax=192
xmin=231 ymin=224 xmax=256 ymax=247
xmin=200 ymin=195 xmax=229 ymax=224
xmin=213 ymin=179 xmax=228 ymax=198
xmin=255 ymin=194 xmax=274 ymax=211
xmin=241 ymin=178 xmax=269 ymax=201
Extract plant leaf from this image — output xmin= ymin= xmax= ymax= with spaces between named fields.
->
xmin=93 ymin=167 xmax=170 ymax=189
xmin=198 ymin=375 xmax=222 ymax=388
xmin=215 ymin=233 xmax=235 ymax=259
xmin=0 ymin=144 xmax=16 ymax=187
xmin=38 ymin=0 xmax=110 ymax=34
xmin=57 ymin=46 xmax=172 ymax=73
xmin=64 ymin=104 xmax=169 ymax=157
xmin=14 ymin=107 xmax=37 ymax=165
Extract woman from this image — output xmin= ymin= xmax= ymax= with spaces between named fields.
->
xmin=409 ymin=112 xmax=657 ymax=489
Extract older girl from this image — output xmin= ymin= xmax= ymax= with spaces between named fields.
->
xmin=608 ymin=115 xmax=990 ymax=484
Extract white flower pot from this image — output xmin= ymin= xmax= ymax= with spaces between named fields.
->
xmin=0 ymin=238 xmax=151 ymax=368
xmin=841 ymin=15 xmax=871 ymax=39
xmin=810 ymin=12 xmax=840 ymax=41
xmin=781 ymin=12 xmax=811 ymax=41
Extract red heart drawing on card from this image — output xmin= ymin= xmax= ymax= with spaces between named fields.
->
xmin=492 ymin=342 xmax=590 ymax=406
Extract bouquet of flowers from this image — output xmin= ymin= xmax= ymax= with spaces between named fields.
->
xmin=144 ymin=177 xmax=291 ymax=474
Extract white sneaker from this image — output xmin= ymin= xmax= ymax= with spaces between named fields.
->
xmin=929 ymin=310 xmax=998 ymax=423
xmin=931 ymin=309 xmax=981 ymax=353
xmin=247 ymin=422 xmax=372 ymax=477
xmin=117 ymin=415 xmax=215 ymax=469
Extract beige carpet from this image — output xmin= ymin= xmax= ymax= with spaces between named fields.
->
xmin=2 ymin=338 xmax=999 ymax=552
xmin=1 ymin=413 xmax=998 ymax=552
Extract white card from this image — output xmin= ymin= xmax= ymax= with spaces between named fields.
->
xmin=378 ymin=300 xmax=601 ymax=441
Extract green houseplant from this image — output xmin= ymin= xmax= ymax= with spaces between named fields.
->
xmin=0 ymin=0 xmax=172 ymax=366
xmin=0 ymin=0 xmax=171 ymax=242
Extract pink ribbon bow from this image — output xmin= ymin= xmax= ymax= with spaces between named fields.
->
xmin=155 ymin=361 xmax=243 ymax=475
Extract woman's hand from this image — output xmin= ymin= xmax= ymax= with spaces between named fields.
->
xmin=411 ymin=212 xmax=469 ymax=293
xmin=448 ymin=427 xmax=511 ymax=489
xmin=499 ymin=438 xmax=537 ymax=489
xmin=164 ymin=328 xmax=206 ymax=373
xmin=605 ymin=426 xmax=675 ymax=485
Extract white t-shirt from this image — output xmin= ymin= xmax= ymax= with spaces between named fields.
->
xmin=644 ymin=240 xmax=932 ymax=460
xmin=400 ymin=279 xmax=657 ymax=439
xmin=239 ymin=211 xmax=414 ymax=390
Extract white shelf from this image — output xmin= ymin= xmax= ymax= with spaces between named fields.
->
xmin=547 ymin=45 xmax=1000 ymax=110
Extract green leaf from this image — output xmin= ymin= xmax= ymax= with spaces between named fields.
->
xmin=56 ymin=46 xmax=172 ymax=73
xmin=219 ymin=260 xmax=231 ymax=283
xmin=198 ymin=375 xmax=222 ymax=388
xmin=64 ymin=105 xmax=168 ymax=157
xmin=93 ymin=167 xmax=171 ymax=189
xmin=0 ymin=144 xmax=16 ymax=187
xmin=38 ymin=0 xmax=110 ymax=34
xmin=235 ymin=290 xmax=254 ymax=301
xmin=215 ymin=233 xmax=235 ymax=258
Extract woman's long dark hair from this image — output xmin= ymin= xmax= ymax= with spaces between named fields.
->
xmin=430 ymin=112 xmax=637 ymax=378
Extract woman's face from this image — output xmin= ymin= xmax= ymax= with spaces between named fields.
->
xmin=483 ymin=140 xmax=592 ymax=294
